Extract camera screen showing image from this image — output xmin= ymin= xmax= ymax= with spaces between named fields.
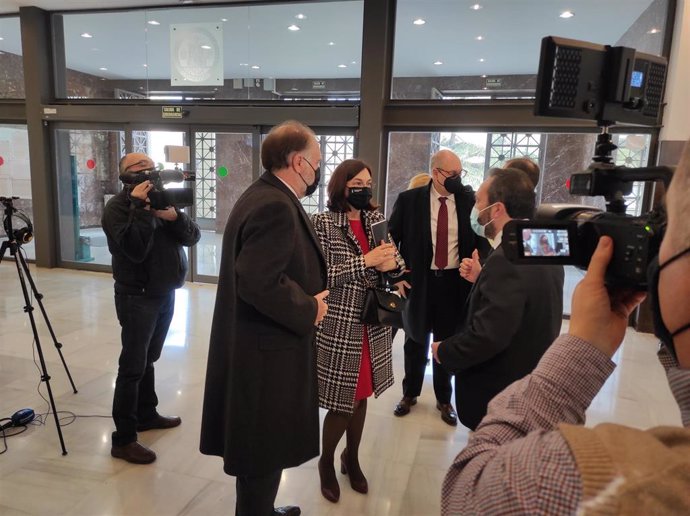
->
xmin=521 ymin=228 xmax=570 ymax=258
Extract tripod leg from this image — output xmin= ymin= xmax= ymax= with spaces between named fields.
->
xmin=13 ymin=251 xmax=68 ymax=455
xmin=17 ymin=250 xmax=78 ymax=394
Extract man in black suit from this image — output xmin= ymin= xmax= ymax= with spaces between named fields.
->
xmin=200 ymin=121 xmax=329 ymax=516
xmin=432 ymin=168 xmax=564 ymax=431
xmin=389 ymin=150 xmax=484 ymax=426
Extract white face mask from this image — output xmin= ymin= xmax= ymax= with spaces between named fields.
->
xmin=470 ymin=203 xmax=497 ymax=238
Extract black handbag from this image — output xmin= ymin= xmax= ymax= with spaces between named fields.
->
xmin=361 ymin=283 xmax=407 ymax=329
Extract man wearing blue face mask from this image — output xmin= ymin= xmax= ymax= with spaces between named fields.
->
xmin=389 ymin=149 xmax=487 ymax=426
xmin=439 ymin=140 xmax=690 ymax=515
xmin=432 ymin=167 xmax=564 ymax=430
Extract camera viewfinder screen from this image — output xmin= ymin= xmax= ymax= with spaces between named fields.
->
xmin=630 ymin=70 xmax=644 ymax=88
xmin=521 ymin=228 xmax=570 ymax=257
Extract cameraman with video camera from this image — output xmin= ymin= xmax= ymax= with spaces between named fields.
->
xmin=102 ymin=152 xmax=200 ymax=464
xmin=441 ymin=140 xmax=690 ymax=515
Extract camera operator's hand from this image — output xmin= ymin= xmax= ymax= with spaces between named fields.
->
xmin=569 ymin=236 xmax=647 ymax=358
xmin=131 ymin=181 xmax=153 ymax=203
xmin=153 ymin=207 xmax=178 ymax=222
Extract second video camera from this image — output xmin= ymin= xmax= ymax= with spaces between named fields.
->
xmin=503 ymin=36 xmax=672 ymax=289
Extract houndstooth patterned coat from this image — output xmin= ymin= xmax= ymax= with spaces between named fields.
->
xmin=312 ymin=209 xmax=405 ymax=414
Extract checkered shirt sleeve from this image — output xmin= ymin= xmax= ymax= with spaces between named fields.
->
xmin=658 ymin=345 xmax=690 ymax=428
xmin=441 ymin=334 xmax=615 ymax=515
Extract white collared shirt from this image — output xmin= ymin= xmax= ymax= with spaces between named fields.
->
xmin=275 ymin=174 xmax=300 ymax=199
xmin=430 ymin=184 xmax=460 ymax=270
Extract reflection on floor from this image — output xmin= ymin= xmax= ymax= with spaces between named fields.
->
xmin=0 ymin=264 xmax=681 ymax=516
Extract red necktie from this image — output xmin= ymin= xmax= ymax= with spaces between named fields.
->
xmin=435 ymin=197 xmax=448 ymax=270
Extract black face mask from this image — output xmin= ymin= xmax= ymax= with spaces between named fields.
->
xmin=443 ymin=175 xmax=464 ymax=195
xmin=298 ymin=158 xmax=321 ymax=197
xmin=347 ymin=187 xmax=373 ymax=210
xmin=647 ymin=247 xmax=690 ymax=360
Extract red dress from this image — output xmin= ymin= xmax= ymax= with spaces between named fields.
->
xmin=349 ymin=219 xmax=374 ymax=400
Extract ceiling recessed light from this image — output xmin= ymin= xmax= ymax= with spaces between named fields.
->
xmin=351 ymin=60 xmax=357 ymax=64
xmin=291 ymin=87 xmax=299 ymax=91
xmin=560 ymin=10 xmax=574 ymax=18
xmin=295 ymin=13 xmax=307 ymax=20
xmin=147 ymin=20 xmax=160 ymax=25
xmin=99 ymin=67 xmax=108 ymax=71
xmin=240 ymin=63 xmax=248 ymax=66
xmin=337 ymin=64 xmax=347 ymax=68
xmin=413 ymin=18 xmax=426 ymax=25
xmin=433 ymin=60 xmax=443 ymax=65
xmin=328 ymin=41 xmax=335 ymax=46
xmin=80 ymin=32 xmax=93 ymax=38
xmin=0 ymin=37 xmax=4 ymax=41
xmin=470 ymin=4 xmax=482 ymax=10
xmin=478 ymin=58 xmax=485 ymax=62
xmin=288 ymin=24 xmax=300 ymax=31
xmin=143 ymin=64 xmax=148 ymax=67
xmin=251 ymin=65 xmax=260 ymax=69
xmin=647 ymin=27 xmax=661 ymax=34
xmin=221 ymin=18 xmax=228 ymax=22
xmin=476 ymin=35 xmax=484 ymax=40
xmin=201 ymin=45 xmax=212 ymax=49
xmin=481 ymin=74 xmax=487 ymax=78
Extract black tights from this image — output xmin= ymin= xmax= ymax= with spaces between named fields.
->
xmin=320 ymin=399 xmax=367 ymax=479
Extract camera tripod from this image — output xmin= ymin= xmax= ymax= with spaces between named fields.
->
xmin=0 ymin=198 xmax=77 ymax=455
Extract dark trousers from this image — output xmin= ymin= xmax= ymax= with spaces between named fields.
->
xmin=112 ymin=291 xmax=175 ymax=446
xmin=236 ymin=469 xmax=282 ymax=516
xmin=402 ymin=270 xmax=465 ymax=405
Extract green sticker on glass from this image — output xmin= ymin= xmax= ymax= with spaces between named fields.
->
xmin=217 ymin=166 xmax=228 ymax=177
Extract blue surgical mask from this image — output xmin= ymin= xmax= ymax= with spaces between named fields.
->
xmin=470 ymin=203 xmax=496 ymax=238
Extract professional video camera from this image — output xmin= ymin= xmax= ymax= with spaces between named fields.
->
xmin=119 ymin=168 xmax=195 ymax=210
xmin=504 ymin=36 xmax=672 ymax=289
xmin=119 ymin=145 xmax=196 ymax=210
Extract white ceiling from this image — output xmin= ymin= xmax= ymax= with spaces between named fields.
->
xmin=0 ymin=0 xmax=661 ymax=80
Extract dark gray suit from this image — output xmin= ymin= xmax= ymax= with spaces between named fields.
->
xmin=438 ymin=243 xmax=564 ymax=430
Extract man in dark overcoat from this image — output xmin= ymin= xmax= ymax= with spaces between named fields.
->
xmin=200 ymin=120 xmax=329 ymax=516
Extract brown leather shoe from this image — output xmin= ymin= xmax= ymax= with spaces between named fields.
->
xmin=393 ymin=396 xmax=417 ymax=417
xmin=436 ymin=402 xmax=458 ymax=426
xmin=137 ymin=415 xmax=181 ymax=431
xmin=111 ymin=441 xmax=156 ymax=464
xmin=273 ymin=507 xmax=301 ymax=516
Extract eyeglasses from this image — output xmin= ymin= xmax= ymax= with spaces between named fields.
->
xmin=436 ymin=167 xmax=468 ymax=179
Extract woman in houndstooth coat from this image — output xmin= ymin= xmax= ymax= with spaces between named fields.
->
xmin=311 ymin=159 xmax=405 ymax=504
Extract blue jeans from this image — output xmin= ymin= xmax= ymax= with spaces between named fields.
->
xmin=112 ymin=291 xmax=175 ymax=446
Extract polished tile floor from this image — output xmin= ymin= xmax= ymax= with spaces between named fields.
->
xmin=0 ymin=262 xmax=682 ymax=516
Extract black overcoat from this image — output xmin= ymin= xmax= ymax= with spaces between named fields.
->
xmin=388 ymin=183 xmax=486 ymax=343
xmin=200 ymin=172 xmax=327 ymax=476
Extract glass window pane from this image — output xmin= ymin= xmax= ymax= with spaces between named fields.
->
xmin=0 ymin=124 xmax=33 ymax=258
xmin=301 ymin=133 xmax=355 ymax=214
xmin=58 ymin=1 xmax=363 ymax=101
xmin=386 ymin=130 xmax=653 ymax=313
xmin=55 ymin=128 xmax=125 ymax=265
xmin=392 ymin=0 xmax=668 ymax=100
xmin=0 ymin=17 xmax=24 ymax=99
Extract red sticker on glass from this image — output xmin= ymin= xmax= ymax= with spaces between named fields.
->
xmin=87 ymin=159 xmax=96 ymax=169
xmin=0 ymin=156 xmax=4 ymax=166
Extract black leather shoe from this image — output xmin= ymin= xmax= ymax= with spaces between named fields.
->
xmin=273 ymin=506 xmax=301 ymax=516
xmin=137 ymin=415 xmax=182 ymax=431
xmin=111 ymin=441 xmax=156 ymax=464
xmin=393 ymin=396 xmax=417 ymax=417
xmin=437 ymin=402 xmax=458 ymax=426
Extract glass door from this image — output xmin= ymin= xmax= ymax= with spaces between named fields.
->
xmin=192 ymin=129 xmax=257 ymax=282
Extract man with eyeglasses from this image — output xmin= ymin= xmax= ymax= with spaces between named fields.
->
xmin=103 ymin=152 xmax=201 ymax=465
xmin=389 ymin=149 xmax=487 ymax=426
xmin=200 ymin=120 xmax=329 ymax=516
